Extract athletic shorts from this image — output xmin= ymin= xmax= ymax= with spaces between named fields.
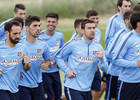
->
xmin=105 ymin=74 xmax=118 ymax=100
xmin=36 ymin=82 xmax=45 ymax=100
xmin=42 ymin=71 xmax=62 ymax=100
xmin=116 ymin=80 xmax=140 ymax=100
xmin=91 ymin=67 xmax=101 ymax=91
xmin=19 ymin=86 xmax=38 ymax=100
xmin=0 ymin=90 xmax=18 ymax=100
xmin=64 ymin=87 xmax=90 ymax=100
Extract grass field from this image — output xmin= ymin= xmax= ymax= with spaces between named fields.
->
xmin=41 ymin=16 xmax=108 ymax=100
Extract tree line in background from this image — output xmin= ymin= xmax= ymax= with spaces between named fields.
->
xmin=0 ymin=0 xmax=139 ymax=21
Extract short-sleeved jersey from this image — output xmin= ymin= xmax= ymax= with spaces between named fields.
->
xmin=112 ymin=30 xmax=140 ymax=82
xmin=105 ymin=12 xmax=125 ymax=48
xmin=19 ymin=37 xmax=51 ymax=88
xmin=0 ymin=41 xmax=30 ymax=93
xmin=55 ymin=37 xmax=108 ymax=91
xmin=0 ymin=17 xmax=27 ymax=41
xmin=39 ymin=30 xmax=65 ymax=73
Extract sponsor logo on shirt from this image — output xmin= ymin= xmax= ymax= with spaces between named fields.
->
xmin=135 ymin=50 xmax=140 ymax=55
xmin=77 ymin=57 xmax=97 ymax=63
xmin=56 ymin=40 xmax=60 ymax=46
xmin=17 ymin=52 xmax=22 ymax=58
xmin=37 ymin=49 xmax=42 ymax=55
xmin=1 ymin=59 xmax=22 ymax=65
xmin=120 ymin=25 xmax=124 ymax=28
xmin=49 ymin=46 xmax=59 ymax=52
xmin=93 ymin=50 xmax=97 ymax=57
xmin=30 ymin=56 xmax=42 ymax=61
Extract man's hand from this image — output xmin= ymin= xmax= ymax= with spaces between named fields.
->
xmin=137 ymin=60 xmax=140 ymax=68
xmin=23 ymin=53 xmax=31 ymax=71
xmin=97 ymin=50 xmax=103 ymax=59
xmin=49 ymin=56 xmax=53 ymax=69
xmin=24 ymin=53 xmax=30 ymax=64
xmin=67 ymin=70 xmax=77 ymax=78
xmin=40 ymin=59 xmax=48 ymax=70
xmin=0 ymin=69 xmax=2 ymax=75
xmin=20 ymin=71 xmax=23 ymax=78
xmin=56 ymin=64 xmax=60 ymax=69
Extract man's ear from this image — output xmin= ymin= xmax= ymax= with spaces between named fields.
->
xmin=137 ymin=22 xmax=140 ymax=28
xmin=25 ymin=26 xmax=28 ymax=30
xmin=5 ymin=31 xmax=9 ymax=36
xmin=14 ymin=12 xmax=17 ymax=17
xmin=124 ymin=19 xmax=128 ymax=24
xmin=81 ymin=29 xmax=84 ymax=35
xmin=75 ymin=27 xmax=79 ymax=33
xmin=118 ymin=6 xmax=121 ymax=11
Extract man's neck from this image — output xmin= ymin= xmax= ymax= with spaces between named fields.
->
xmin=76 ymin=34 xmax=82 ymax=39
xmin=26 ymin=34 xmax=37 ymax=43
xmin=45 ymin=29 xmax=55 ymax=36
xmin=119 ymin=11 xmax=123 ymax=18
xmin=135 ymin=28 xmax=140 ymax=34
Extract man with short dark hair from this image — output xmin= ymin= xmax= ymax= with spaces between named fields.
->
xmin=105 ymin=10 xmax=133 ymax=100
xmin=18 ymin=15 xmax=51 ymax=100
xmin=0 ymin=3 xmax=26 ymax=41
xmin=40 ymin=12 xmax=65 ymax=100
xmin=70 ymin=18 xmax=84 ymax=40
xmin=132 ymin=3 xmax=140 ymax=11
xmin=0 ymin=21 xmax=31 ymax=100
xmin=112 ymin=11 xmax=140 ymax=100
xmin=105 ymin=0 xmax=131 ymax=48
xmin=85 ymin=9 xmax=102 ymax=100
xmin=86 ymin=9 xmax=101 ymax=43
xmin=55 ymin=18 xmax=108 ymax=100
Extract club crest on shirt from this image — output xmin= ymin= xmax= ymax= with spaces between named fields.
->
xmin=135 ymin=50 xmax=140 ymax=55
xmin=93 ymin=50 xmax=97 ymax=57
xmin=37 ymin=49 xmax=42 ymax=55
xmin=17 ymin=52 xmax=22 ymax=58
xmin=56 ymin=40 xmax=60 ymax=46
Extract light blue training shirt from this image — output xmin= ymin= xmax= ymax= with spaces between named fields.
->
xmin=19 ymin=37 xmax=51 ymax=88
xmin=0 ymin=41 xmax=30 ymax=93
xmin=106 ymin=26 xmax=130 ymax=76
xmin=105 ymin=12 xmax=125 ymax=48
xmin=55 ymin=37 xmax=108 ymax=91
xmin=39 ymin=30 xmax=65 ymax=73
xmin=112 ymin=30 xmax=140 ymax=82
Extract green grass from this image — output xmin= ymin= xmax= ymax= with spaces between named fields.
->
xmin=0 ymin=0 xmax=139 ymax=21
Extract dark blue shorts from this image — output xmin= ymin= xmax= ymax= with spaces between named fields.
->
xmin=64 ymin=87 xmax=90 ymax=100
xmin=91 ymin=67 xmax=101 ymax=91
xmin=117 ymin=80 xmax=140 ymax=100
xmin=42 ymin=71 xmax=62 ymax=100
xmin=105 ymin=74 xmax=118 ymax=100
xmin=19 ymin=86 xmax=38 ymax=100
xmin=36 ymin=82 xmax=45 ymax=100
xmin=0 ymin=90 xmax=18 ymax=100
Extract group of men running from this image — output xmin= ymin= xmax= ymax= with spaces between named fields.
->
xmin=0 ymin=0 xmax=140 ymax=100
